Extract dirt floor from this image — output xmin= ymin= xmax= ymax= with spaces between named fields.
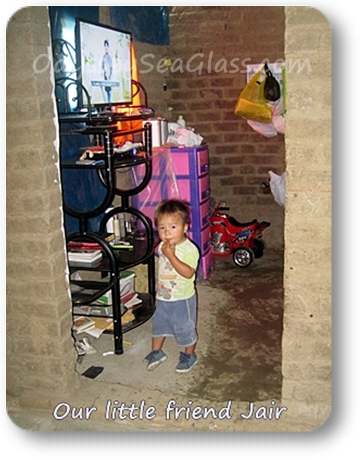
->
xmin=7 ymin=248 xmax=284 ymax=432
xmin=75 ymin=248 xmax=284 ymax=404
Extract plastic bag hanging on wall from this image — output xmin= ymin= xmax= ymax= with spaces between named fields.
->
xmin=234 ymin=66 xmax=272 ymax=124
xmin=268 ymin=170 xmax=286 ymax=207
xmin=264 ymin=63 xmax=281 ymax=101
xmin=247 ymin=96 xmax=285 ymax=137
xmin=245 ymin=63 xmax=286 ymax=137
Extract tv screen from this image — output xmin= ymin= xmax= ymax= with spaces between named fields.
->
xmin=76 ymin=18 xmax=132 ymax=107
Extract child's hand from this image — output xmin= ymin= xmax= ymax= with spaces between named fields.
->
xmin=162 ymin=240 xmax=175 ymax=259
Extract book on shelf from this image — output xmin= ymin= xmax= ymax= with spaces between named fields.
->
xmin=68 ymin=258 xmax=103 ymax=268
xmin=97 ymin=270 xmax=136 ymax=305
xmin=68 ymin=250 xmax=103 ymax=264
xmin=73 ymin=304 xmax=114 ymax=317
xmin=72 ymin=316 xmax=95 ymax=333
xmin=124 ymin=292 xmax=143 ymax=309
xmin=67 ymin=234 xmax=115 ymax=251
xmin=84 ymin=317 xmax=113 ymax=339
xmin=68 ymin=249 xmax=102 ymax=258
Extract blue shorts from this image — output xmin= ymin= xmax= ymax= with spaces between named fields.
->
xmin=152 ymin=294 xmax=197 ymax=347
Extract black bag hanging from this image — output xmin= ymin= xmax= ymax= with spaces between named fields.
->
xmin=264 ymin=63 xmax=281 ymax=102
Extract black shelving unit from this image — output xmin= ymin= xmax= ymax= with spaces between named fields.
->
xmin=55 ymin=66 xmax=157 ymax=355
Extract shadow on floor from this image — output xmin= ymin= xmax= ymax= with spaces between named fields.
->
xmin=75 ymin=249 xmax=284 ymax=404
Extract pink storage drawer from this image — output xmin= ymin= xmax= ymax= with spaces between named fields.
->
xmin=177 ymin=174 xmax=210 ymax=204
xmin=141 ymin=146 xmax=209 ymax=179
xmin=170 ymin=146 xmax=209 ymax=178
xmin=195 ymin=199 xmax=211 ymax=229
xmin=188 ymin=223 xmax=212 ymax=254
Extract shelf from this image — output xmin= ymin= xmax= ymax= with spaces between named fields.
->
xmin=56 ymin=75 xmax=156 ymax=355
xmin=68 ymin=237 xmax=153 ymax=273
xmin=61 ymin=152 xmax=151 ymax=169
xmin=70 ymin=280 xmax=114 ymax=306
xmin=58 ymin=107 xmax=154 ymax=127
xmin=106 ymin=239 xmax=153 ymax=270
xmin=72 ymin=292 xmax=155 ymax=334
xmin=117 ymin=292 xmax=155 ymax=334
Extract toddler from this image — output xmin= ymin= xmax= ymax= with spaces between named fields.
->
xmin=144 ymin=199 xmax=200 ymax=373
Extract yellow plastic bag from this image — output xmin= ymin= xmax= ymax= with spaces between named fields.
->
xmin=234 ymin=66 xmax=272 ymax=124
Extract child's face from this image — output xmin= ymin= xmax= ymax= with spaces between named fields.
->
xmin=157 ymin=212 xmax=188 ymax=246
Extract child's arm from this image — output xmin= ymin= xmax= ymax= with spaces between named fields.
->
xmin=162 ymin=243 xmax=195 ymax=279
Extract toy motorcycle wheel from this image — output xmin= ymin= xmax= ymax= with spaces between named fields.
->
xmin=253 ymin=239 xmax=266 ymax=258
xmin=233 ymin=247 xmax=254 ymax=268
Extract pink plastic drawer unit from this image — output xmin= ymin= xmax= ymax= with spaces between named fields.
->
xmin=188 ymin=222 xmax=212 ymax=255
xmin=169 ymin=146 xmax=209 ymax=178
xmin=133 ymin=145 xmax=209 ymax=181
xmin=177 ymin=174 xmax=210 ymax=205
xmin=132 ymin=144 xmax=212 ymax=277
xmin=134 ymin=174 xmax=210 ymax=207
xmin=196 ymin=199 xmax=211 ymax=228
xmin=196 ymin=247 xmax=215 ymax=281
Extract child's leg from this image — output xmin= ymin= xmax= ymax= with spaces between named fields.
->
xmin=152 ymin=336 xmax=165 ymax=351
xmin=185 ymin=343 xmax=196 ymax=355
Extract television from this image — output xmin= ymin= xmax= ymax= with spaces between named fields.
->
xmin=75 ymin=18 xmax=132 ymax=108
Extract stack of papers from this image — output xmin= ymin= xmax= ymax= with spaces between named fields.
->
xmin=68 ymin=249 xmax=103 ymax=265
xmin=72 ymin=316 xmax=95 ymax=333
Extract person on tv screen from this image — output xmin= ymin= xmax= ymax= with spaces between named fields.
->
xmin=102 ymin=39 xmax=113 ymax=103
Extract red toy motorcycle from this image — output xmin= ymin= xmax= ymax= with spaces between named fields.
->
xmin=210 ymin=201 xmax=271 ymax=268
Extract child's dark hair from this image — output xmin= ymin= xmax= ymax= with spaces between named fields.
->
xmin=154 ymin=199 xmax=191 ymax=226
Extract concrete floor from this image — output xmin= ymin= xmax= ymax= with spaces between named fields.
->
xmin=7 ymin=248 xmax=284 ymax=432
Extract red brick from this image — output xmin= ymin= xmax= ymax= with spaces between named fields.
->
xmin=166 ymin=5 xmax=285 ymax=206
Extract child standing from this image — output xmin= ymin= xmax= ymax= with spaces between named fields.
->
xmin=144 ymin=199 xmax=200 ymax=373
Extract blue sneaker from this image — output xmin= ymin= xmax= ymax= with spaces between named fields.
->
xmin=144 ymin=350 xmax=167 ymax=371
xmin=176 ymin=352 xmax=197 ymax=373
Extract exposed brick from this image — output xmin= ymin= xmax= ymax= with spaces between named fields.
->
xmin=216 ymin=145 xmax=240 ymax=155
xmin=188 ymin=101 xmax=212 ymax=111
xmin=214 ymin=122 xmax=240 ymax=132
xmin=238 ymin=165 xmax=256 ymax=174
xmin=210 ymin=166 xmax=233 ymax=176
xmin=194 ymin=111 xmax=222 ymax=122
xmin=220 ymin=176 xmax=245 ymax=186
xmin=210 ymin=78 xmax=235 ymax=87
xmin=209 ymin=156 xmax=223 ymax=165
xmin=224 ymin=133 xmax=251 ymax=143
xmin=240 ymin=144 xmax=256 ymax=153
xmin=233 ymin=185 xmax=257 ymax=195
xmin=203 ymin=134 xmax=223 ymax=144
xmin=199 ymin=88 xmax=224 ymax=99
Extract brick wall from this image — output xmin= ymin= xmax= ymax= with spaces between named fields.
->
xmin=165 ymin=6 xmax=286 ymax=248
xmin=281 ymin=6 xmax=332 ymax=430
xmin=6 ymin=6 xmax=79 ymax=404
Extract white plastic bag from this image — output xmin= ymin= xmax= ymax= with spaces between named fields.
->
xmin=247 ymin=119 xmax=278 ymax=138
xmin=246 ymin=98 xmax=285 ymax=138
xmin=272 ymin=98 xmax=285 ymax=134
xmin=268 ymin=170 xmax=286 ymax=207
xmin=167 ymin=128 xmax=204 ymax=147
